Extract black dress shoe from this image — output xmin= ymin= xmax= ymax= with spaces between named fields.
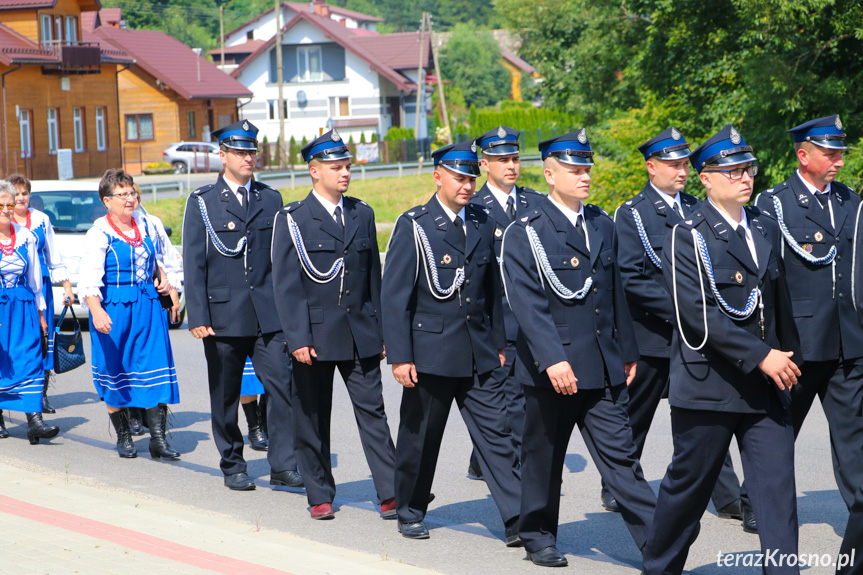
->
xmin=526 ymin=546 xmax=568 ymax=567
xmin=224 ymin=472 xmax=256 ymax=491
xmin=397 ymin=519 xmax=430 ymax=539
xmin=504 ymin=517 xmax=522 ymax=547
xmin=270 ymin=470 xmax=304 ymax=488
xmin=467 ymin=463 xmax=484 ymax=481
xmin=742 ymin=503 xmax=757 ymax=533
xmin=716 ymin=499 xmax=743 ymax=520
xmin=601 ymin=491 xmax=620 ymax=513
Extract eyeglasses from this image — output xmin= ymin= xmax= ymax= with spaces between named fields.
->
xmin=707 ymin=165 xmax=759 ymax=181
xmin=108 ymin=192 xmax=138 ymax=201
xmin=227 ymin=149 xmax=257 ymax=158
xmin=0 ymin=203 xmax=16 ymax=210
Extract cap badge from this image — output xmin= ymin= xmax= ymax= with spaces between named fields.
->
xmin=671 ymin=128 xmax=681 ymax=141
xmin=495 ymin=227 xmax=503 ymax=238
xmin=803 ymin=243 xmax=813 ymax=253
xmin=228 ymin=221 xmax=236 ymax=230
xmin=331 ymin=129 xmax=341 ymax=142
xmin=814 ymin=231 xmax=824 ymax=242
xmin=577 ymin=129 xmax=587 ymax=144
xmin=470 ymin=141 xmax=477 ymax=153
xmin=735 ymin=271 xmax=743 ymax=284
xmin=729 ymin=127 xmax=741 ymax=145
xmin=836 ymin=116 xmax=843 ymax=130
xmin=570 ymin=256 xmax=580 ymax=268
xmin=497 ymin=126 xmax=506 ymax=139
xmin=242 ymin=121 xmax=249 ymax=131
xmin=442 ymin=254 xmax=452 ymax=265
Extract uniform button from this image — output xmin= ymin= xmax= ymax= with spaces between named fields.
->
xmin=592 ymin=268 xmax=597 ymax=274
xmin=593 ymin=287 xmax=598 ymax=294
xmin=837 ymin=255 xmax=842 ymax=261
xmin=466 ymin=279 xmax=471 ymax=285
xmin=758 ymin=280 xmax=762 ymax=287
xmin=737 ymin=359 xmax=743 ymax=366
xmin=466 ymin=297 xmax=471 ymax=303
xmin=839 ymin=293 xmax=844 ymax=299
xmin=534 ymin=361 xmax=540 ymax=367
xmin=344 ymin=289 xmax=351 ymax=296
xmin=466 ymin=315 xmax=471 ymax=321
xmin=596 ymin=330 xmax=600 ymax=336
xmin=595 ymin=308 xmax=600 ymax=315
xmin=836 ymin=237 xmax=841 ymax=243
xmin=248 ymin=267 xmax=254 ymax=272
xmin=838 ymin=273 xmax=843 ymax=279
xmin=347 ymin=307 xmax=352 ymax=313
xmin=417 ymin=323 xmax=422 ymax=328
xmin=344 ymin=249 xmax=349 ymax=255
xmin=465 ymin=259 xmax=470 ymax=265
xmin=250 ymin=285 xmax=255 ymax=291
xmin=345 ymin=270 xmax=350 ymax=275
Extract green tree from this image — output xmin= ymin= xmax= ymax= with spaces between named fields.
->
xmin=440 ymin=25 xmax=510 ymax=108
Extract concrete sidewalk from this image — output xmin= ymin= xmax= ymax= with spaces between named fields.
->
xmin=0 ymin=456 xmax=442 ymax=575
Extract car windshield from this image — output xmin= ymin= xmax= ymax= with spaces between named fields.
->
xmin=31 ymin=190 xmax=147 ymax=233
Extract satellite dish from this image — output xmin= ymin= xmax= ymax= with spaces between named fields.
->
xmin=297 ymin=90 xmax=307 ymax=106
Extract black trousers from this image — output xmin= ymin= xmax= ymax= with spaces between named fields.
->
xmin=395 ymin=370 xmax=520 ymax=524
xmin=292 ymin=353 xmax=396 ymax=506
xmin=791 ymin=357 xmax=863 ymax=510
xmin=643 ymin=406 xmax=798 ymax=575
xmin=203 ymin=331 xmax=296 ymax=476
xmin=601 ymin=356 xmax=742 ymax=510
xmin=470 ymin=340 xmax=522 ymax=469
xmin=838 ymin=485 xmax=863 ymax=574
xmin=519 ymin=383 xmax=657 ymax=553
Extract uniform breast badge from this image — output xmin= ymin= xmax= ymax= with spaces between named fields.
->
xmin=803 ymin=244 xmax=813 ymax=253
xmin=814 ymin=231 xmax=824 ymax=242
xmin=570 ymin=256 xmax=580 ymax=268
xmin=442 ymin=254 xmax=452 ymax=265
xmin=227 ymin=221 xmax=236 ymax=230
xmin=495 ymin=228 xmax=503 ymax=238
xmin=735 ymin=271 xmax=743 ymax=284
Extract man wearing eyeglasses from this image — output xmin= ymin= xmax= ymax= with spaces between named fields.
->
xmin=183 ymin=120 xmax=301 ymax=491
xmin=755 ymin=115 xmax=863 ymax=573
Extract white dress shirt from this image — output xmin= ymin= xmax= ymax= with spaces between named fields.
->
xmin=548 ymin=196 xmax=589 ymax=252
xmin=708 ymin=199 xmax=758 ymax=267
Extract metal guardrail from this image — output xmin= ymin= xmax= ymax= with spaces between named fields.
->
xmin=141 ymin=155 xmax=544 ymax=200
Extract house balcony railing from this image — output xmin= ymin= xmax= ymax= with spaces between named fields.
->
xmin=40 ymin=40 xmax=102 ymax=75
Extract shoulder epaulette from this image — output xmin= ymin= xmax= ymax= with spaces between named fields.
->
xmin=467 ymin=203 xmax=490 ymax=216
xmin=402 ymin=205 xmax=428 ymax=219
xmin=521 ymin=186 xmax=544 ymax=196
xmin=191 ymin=183 xmax=215 ymax=197
xmin=623 ymin=193 xmax=646 ymax=208
xmin=681 ymin=192 xmax=699 ymax=206
xmin=678 ymin=210 xmax=705 ymax=229
xmin=345 ymin=195 xmax=369 ymax=207
xmin=744 ymin=204 xmax=765 ymax=218
xmin=586 ymin=203 xmax=612 ymax=219
xmin=283 ymin=200 xmax=304 ymax=213
xmin=516 ymin=209 xmax=542 ymax=225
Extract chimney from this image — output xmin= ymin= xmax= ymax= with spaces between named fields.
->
xmin=312 ymin=1 xmax=330 ymax=17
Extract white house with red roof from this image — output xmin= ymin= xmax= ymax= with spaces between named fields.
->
xmin=215 ymin=1 xmax=431 ymax=145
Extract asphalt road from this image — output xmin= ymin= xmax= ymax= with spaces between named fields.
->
xmin=0 ymin=325 xmax=849 ymax=575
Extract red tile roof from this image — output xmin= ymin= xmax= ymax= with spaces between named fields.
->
xmin=93 ymin=26 xmax=251 ymax=100
xmin=352 ymin=32 xmax=430 ymax=71
xmin=501 ymin=49 xmax=536 ymax=74
xmin=0 ymin=20 xmax=130 ymax=67
xmin=0 ymin=0 xmax=100 ymax=9
xmin=223 ymin=2 xmax=381 ymax=43
xmin=207 ymin=39 xmax=265 ymax=57
xmin=82 ymin=7 xmax=121 ymax=32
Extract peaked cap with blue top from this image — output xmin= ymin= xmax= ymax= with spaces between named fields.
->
xmin=689 ymin=124 xmax=757 ymax=173
xmin=638 ymin=127 xmax=691 ymax=161
xmin=302 ymin=129 xmax=353 ymax=163
xmin=787 ymin=115 xmax=848 ymax=150
xmin=213 ymin=120 xmax=259 ymax=151
xmin=432 ymin=141 xmax=481 ymax=177
xmin=538 ymin=129 xmax=594 ymax=166
xmin=477 ymin=125 xmax=521 ymax=156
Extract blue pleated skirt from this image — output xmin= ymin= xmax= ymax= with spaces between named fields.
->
xmin=42 ymin=276 xmax=54 ymax=371
xmin=89 ymin=283 xmax=179 ymax=408
xmin=240 ymin=357 xmax=265 ymax=395
xmin=0 ymin=287 xmax=44 ymax=412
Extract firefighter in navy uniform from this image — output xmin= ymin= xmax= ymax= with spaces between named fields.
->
xmin=381 ymin=141 xmax=522 ymax=546
xmin=182 ymin=120 xmax=302 ymax=491
xmin=754 ymin=115 xmax=863 ymax=575
xmin=643 ymin=125 xmax=801 ymax=575
xmin=465 ymin=125 xmax=544 ymax=480
xmin=612 ymin=127 xmax=752 ymax=531
xmin=501 ymin=129 xmax=656 ymax=568
xmin=271 ymin=130 xmax=397 ymax=521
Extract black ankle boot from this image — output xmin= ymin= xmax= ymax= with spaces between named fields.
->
xmin=128 ymin=407 xmax=145 ymax=436
xmin=109 ymin=410 xmax=137 ymax=458
xmin=242 ymin=400 xmax=269 ymax=451
xmin=42 ymin=372 xmax=56 ymax=414
xmin=0 ymin=410 xmax=8 ymax=439
xmin=258 ymin=395 xmax=268 ymax=439
xmin=25 ymin=412 xmax=59 ymax=444
xmin=145 ymin=405 xmax=180 ymax=460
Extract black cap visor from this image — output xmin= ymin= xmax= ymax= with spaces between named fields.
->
xmin=440 ymin=160 xmax=480 ymax=177
xmin=549 ymin=150 xmax=595 ymax=166
xmin=648 ymin=143 xmax=691 ymax=161
xmin=481 ymin=142 xmax=520 ymax=156
xmin=221 ymin=136 xmax=258 ymax=151
xmin=701 ymin=146 xmax=757 ymax=168
xmin=807 ymin=134 xmax=849 ymax=151
xmin=310 ymin=146 xmax=353 ymax=162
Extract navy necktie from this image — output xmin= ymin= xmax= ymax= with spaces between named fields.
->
xmin=454 ymin=215 xmax=466 ymax=248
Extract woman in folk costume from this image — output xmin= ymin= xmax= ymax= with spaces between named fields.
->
xmin=78 ymin=169 xmax=180 ymax=460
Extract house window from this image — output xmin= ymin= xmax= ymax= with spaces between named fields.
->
xmin=329 ymin=96 xmax=350 ymax=118
xmin=55 ymin=15 xmax=63 ymax=44
xmin=125 ymin=114 xmax=154 ymax=141
xmin=47 ymin=108 xmax=59 ymax=153
xmin=73 ymin=107 xmax=85 ymax=152
xmin=19 ymin=109 xmax=32 ymax=158
xmin=246 ymin=30 xmax=254 ymax=41
xmin=268 ymin=100 xmax=289 ymax=120
xmin=187 ymin=111 xmax=196 ymax=140
xmin=297 ymin=46 xmax=322 ymax=82
xmin=40 ymin=14 xmax=53 ymax=46
xmin=65 ymin=16 xmax=77 ymax=45
xmin=95 ymin=107 xmax=106 ymax=151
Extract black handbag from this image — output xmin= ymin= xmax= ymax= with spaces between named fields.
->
xmin=54 ymin=305 xmax=86 ymax=374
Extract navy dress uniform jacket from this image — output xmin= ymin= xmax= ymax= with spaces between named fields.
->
xmin=502 ymin=197 xmax=639 ymax=389
xmin=271 ymin=193 xmax=383 ymax=361
xmin=470 ymin=183 xmax=545 ymax=342
xmin=661 ymin=202 xmax=800 ymax=413
xmin=381 ymin=196 xmax=506 ymax=377
xmin=614 ymin=185 xmax=700 ymax=358
xmin=182 ymin=176 xmax=283 ymax=336
xmin=755 ymin=173 xmax=863 ymax=361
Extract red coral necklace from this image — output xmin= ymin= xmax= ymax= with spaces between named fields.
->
xmin=107 ymin=215 xmax=143 ymax=247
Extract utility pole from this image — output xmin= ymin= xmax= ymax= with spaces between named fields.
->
xmin=429 ymin=17 xmax=452 ymax=145
xmin=275 ymin=0 xmax=287 ymax=168
xmin=219 ymin=5 xmax=225 ymax=69
xmin=414 ymin=12 xmax=428 ymax=174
